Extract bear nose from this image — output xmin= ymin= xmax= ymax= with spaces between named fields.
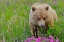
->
xmin=41 ymin=25 xmax=44 ymax=27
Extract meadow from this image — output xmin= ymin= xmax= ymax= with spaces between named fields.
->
xmin=0 ymin=0 xmax=64 ymax=42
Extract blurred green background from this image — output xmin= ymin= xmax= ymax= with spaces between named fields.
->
xmin=0 ymin=0 xmax=64 ymax=42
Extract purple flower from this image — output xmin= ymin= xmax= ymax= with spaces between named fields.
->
xmin=42 ymin=36 xmax=48 ymax=41
xmin=25 ymin=35 xmax=59 ymax=42
xmin=31 ymin=36 xmax=35 ymax=40
xmin=52 ymin=1 xmax=57 ymax=4
xmin=35 ymin=37 xmax=41 ymax=42
xmin=48 ymin=35 xmax=54 ymax=42
xmin=24 ymin=40 xmax=27 ymax=42
xmin=49 ymin=35 xmax=54 ymax=39
xmin=49 ymin=39 xmax=54 ymax=42
xmin=25 ymin=38 xmax=31 ymax=42
xmin=56 ymin=38 xmax=59 ymax=42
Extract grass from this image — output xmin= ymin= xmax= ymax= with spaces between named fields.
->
xmin=0 ymin=0 xmax=64 ymax=42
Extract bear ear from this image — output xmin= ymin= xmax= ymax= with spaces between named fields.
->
xmin=45 ymin=6 xmax=49 ymax=11
xmin=32 ymin=6 xmax=36 ymax=12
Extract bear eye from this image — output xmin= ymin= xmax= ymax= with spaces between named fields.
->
xmin=43 ymin=17 xmax=46 ymax=20
xmin=38 ymin=18 xmax=40 ymax=21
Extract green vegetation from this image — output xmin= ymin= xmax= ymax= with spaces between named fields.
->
xmin=0 ymin=0 xmax=64 ymax=42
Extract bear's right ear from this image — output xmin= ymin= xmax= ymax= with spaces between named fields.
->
xmin=32 ymin=6 xmax=36 ymax=12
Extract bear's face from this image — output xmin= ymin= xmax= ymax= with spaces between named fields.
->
xmin=32 ymin=6 xmax=49 ymax=27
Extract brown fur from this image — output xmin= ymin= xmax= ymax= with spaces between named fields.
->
xmin=29 ymin=3 xmax=58 ymax=38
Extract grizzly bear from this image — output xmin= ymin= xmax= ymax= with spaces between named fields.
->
xmin=29 ymin=3 xmax=58 ymax=38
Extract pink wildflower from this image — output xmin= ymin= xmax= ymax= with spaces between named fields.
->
xmin=49 ymin=35 xmax=54 ymax=39
xmin=49 ymin=39 xmax=54 ymax=42
xmin=31 ymin=36 xmax=35 ymax=40
xmin=35 ymin=37 xmax=41 ymax=42
xmin=25 ymin=35 xmax=59 ymax=42
xmin=56 ymin=38 xmax=59 ymax=42
xmin=25 ymin=38 xmax=31 ymax=42
xmin=42 ymin=36 xmax=48 ymax=41
xmin=52 ymin=1 xmax=57 ymax=4
xmin=49 ymin=35 xmax=54 ymax=42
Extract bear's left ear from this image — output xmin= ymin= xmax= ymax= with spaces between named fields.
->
xmin=45 ymin=6 xmax=49 ymax=11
